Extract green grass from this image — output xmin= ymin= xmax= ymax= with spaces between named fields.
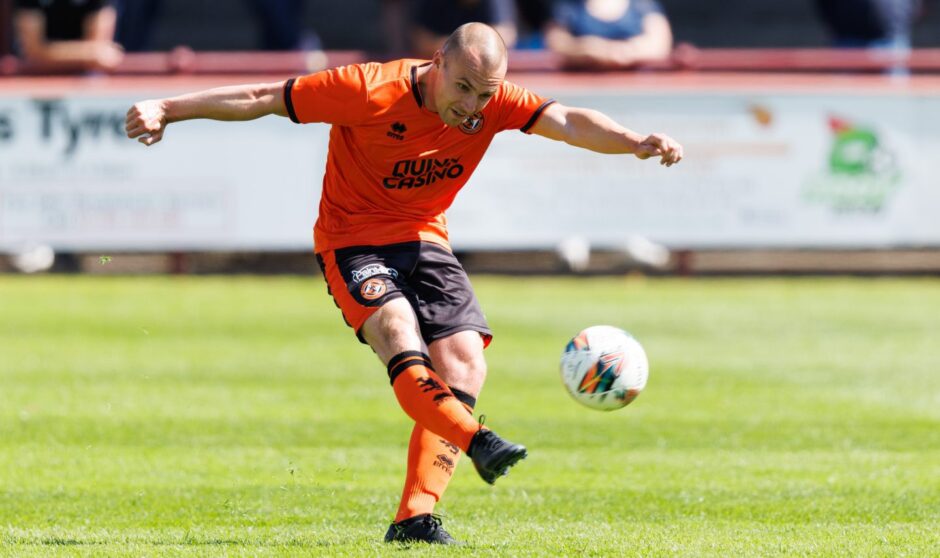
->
xmin=1 ymin=275 xmax=938 ymax=557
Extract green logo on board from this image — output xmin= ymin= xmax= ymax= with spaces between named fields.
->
xmin=802 ymin=116 xmax=901 ymax=213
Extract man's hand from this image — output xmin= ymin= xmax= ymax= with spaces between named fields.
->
xmin=90 ymin=41 xmax=124 ymax=72
xmin=635 ymin=133 xmax=683 ymax=166
xmin=125 ymin=100 xmax=168 ymax=146
xmin=563 ymin=36 xmax=624 ymax=69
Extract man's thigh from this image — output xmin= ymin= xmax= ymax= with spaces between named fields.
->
xmin=316 ymin=242 xmax=420 ymax=338
xmin=316 ymin=241 xmax=491 ymax=348
xmin=410 ymin=242 xmax=492 ymax=348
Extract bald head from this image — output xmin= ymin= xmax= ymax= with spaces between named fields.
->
xmin=440 ymin=22 xmax=508 ymax=73
xmin=425 ymin=22 xmax=508 ymax=127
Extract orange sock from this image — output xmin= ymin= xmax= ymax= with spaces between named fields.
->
xmin=395 ymin=389 xmax=476 ymax=522
xmin=387 ymin=351 xmax=480 ymax=453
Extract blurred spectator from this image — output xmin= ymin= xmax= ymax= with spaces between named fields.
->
xmin=411 ymin=0 xmax=517 ymax=58
xmin=14 ymin=0 xmax=124 ymax=72
xmin=113 ymin=0 xmax=161 ymax=52
xmin=545 ymin=0 xmax=672 ymax=69
xmin=381 ymin=0 xmax=410 ymax=54
xmin=815 ymin=0 xmax=922 ymax=49
xmin=2 ymin=1 xmax=13 ymax=56
xmin=245 ymin=0 xmax=320 ymax=51
xmin=113 ymin=0 xmax=318 ymax=54
xmin=515 ymin=0 xmax=552 ymax=48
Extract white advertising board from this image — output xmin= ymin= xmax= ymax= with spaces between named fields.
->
xmin=1 ymin=88 xmax=938 ymax=251
xmin=0 ymin=95 xmax=326 ymax=251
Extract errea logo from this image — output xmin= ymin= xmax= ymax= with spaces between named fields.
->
xmin=387 ymin=121 xmax=407 ymax=141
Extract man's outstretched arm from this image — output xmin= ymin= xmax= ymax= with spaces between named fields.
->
xmin=529 ymin=102 xmax=683 ymax=166
xmin=125 ymin=81 xmax=289 ymax=146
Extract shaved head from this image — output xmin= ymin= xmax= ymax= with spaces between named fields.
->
xmin=440 ymin=22 xmax=508 ymax=73
xmin=422 ymin=22 xmax=509 ymax=127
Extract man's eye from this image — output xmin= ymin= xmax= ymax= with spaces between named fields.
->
xmin=457 ymin=83 xmax=469 ymax=91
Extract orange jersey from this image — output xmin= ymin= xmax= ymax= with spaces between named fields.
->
xmin=285 ymin=59 xmax=554 ymax=252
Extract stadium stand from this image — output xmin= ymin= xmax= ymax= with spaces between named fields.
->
xmin=0 ymin=0 xmax=938 ymax=275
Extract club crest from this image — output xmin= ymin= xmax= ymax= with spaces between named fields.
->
xmin=360 ymin=278 xmax=386 ymax=300
xmin=459 ymin=112 xmax=485 ymax=135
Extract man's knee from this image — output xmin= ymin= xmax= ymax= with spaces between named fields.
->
xmin=430 ymin=331 xmax=488 ymax=395
xmin=361 ymin=297 xmax=424 ymax=364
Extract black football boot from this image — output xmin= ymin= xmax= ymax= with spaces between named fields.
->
xmin=467 ymin=429 xmax=528 ymax=485
xmin=384 ymin=513 xmax=459 ymax=545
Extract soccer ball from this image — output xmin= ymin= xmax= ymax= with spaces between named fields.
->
xmin=560 ymin=325 xmax=649 ymax=411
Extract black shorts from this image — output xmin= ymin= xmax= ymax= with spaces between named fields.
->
xmin=316 ymin=241 xmax=492 ymax=347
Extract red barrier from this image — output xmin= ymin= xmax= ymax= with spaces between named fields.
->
xmin=2 ymin=72 xmax=937 ymax=97
xmin=2 ymin=47 xmax=940 ymax=77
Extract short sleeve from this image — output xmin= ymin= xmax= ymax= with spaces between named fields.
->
xmin=495 ymin=80 xmax=556 ymax=133
xmin=285 ymin=64 xmax=370 ymax=126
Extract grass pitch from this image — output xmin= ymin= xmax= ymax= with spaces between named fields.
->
xmin=1 ymin=275 xmax=938 ymax=557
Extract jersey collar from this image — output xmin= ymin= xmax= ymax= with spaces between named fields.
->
xmin=410 ymin=63 xmax=431 ymax=109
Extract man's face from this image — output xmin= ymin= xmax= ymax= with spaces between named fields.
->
xmin=432 ymin=50 xmax=505 ymax=127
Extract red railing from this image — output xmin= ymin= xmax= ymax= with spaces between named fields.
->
xmin=2 ymin=46 xmax=940 ymax=77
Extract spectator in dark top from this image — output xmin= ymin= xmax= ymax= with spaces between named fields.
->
xmin=245 ymin=0 xmax=320 ymax=51
xmin=514 ymin=0 xmax=553 ymax=48
xmin=113 ymin=0 xmax=161 ymax=53
xmin=815 ymin=0 xmax=922 ymax=49
xmin=381 ymin=0 xmax=411 ymax=54
xmin=14 ymin=0 xmax=123 ymax=72
xmin=411 ymin=0 xmax=517 ymax=58
xmin=111 ymin=0 xmax=318 ymax=53
xmin=545 ymin=0 xmax=672 ymax=69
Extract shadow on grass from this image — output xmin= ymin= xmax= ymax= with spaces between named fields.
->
xmin=12 ymin=537 xmax=337 ymax=547
xmin=40 ymin=538 xmax=99 ymax=546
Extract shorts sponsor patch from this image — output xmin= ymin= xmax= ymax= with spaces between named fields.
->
xmin=351 ymin=263 xmax=399 ymax=283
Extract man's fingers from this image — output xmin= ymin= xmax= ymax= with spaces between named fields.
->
xmin=670 ymin=144 xmax=684 ymax=165
xmin=638 ymin=134 xmax=684 ymax=166
xmin=126 ymin=120 xmax=162 ymax=136
xmin=636 ymin=143 xmax=661 ymax=160
xmin=657 ymin=137 xmax=684 ymax=167
xmin=661 ymin=149 xmax=679 ymax=166
xmin=138 ymin=132 xmax=162 ymax=146
xmin=126 ymin=101 xmax=167 ymax=144
xmin=126 ymin=113 xmax=165 ymax=142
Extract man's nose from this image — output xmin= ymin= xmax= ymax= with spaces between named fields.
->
xmin=460 ymin=97 xmax=477 ymax=115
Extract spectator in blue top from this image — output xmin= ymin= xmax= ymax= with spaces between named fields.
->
xmin=545 ymin=0 xmax=672 ymax=69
